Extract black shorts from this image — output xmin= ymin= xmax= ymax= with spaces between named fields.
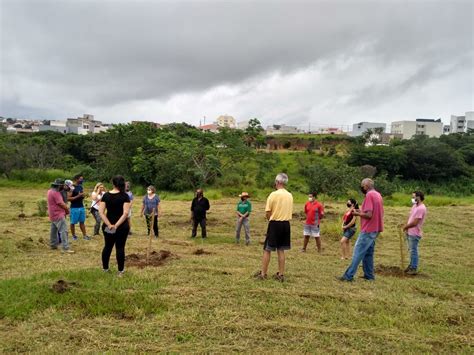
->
xmin=264 ymin=221 xmax=291 ymax=251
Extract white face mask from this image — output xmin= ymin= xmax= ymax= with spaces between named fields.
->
xmin=147 ymin=190 xmax=153 ymax=195
xmin=308 ymin=197 xmax=314 ymax=202
xmin=411 ymin=198 xmax=417 ymax=205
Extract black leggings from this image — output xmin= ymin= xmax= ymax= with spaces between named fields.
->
xmin=145 ymin=215 xmax=159 ymax=237
xmin=102 ymin=225 xmax=129 ymax=272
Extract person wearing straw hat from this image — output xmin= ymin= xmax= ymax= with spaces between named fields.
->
xmin=236 ymin=192 xmax=252 ymax=245
xmin=47 ymin=178 xmax=74 ymax=254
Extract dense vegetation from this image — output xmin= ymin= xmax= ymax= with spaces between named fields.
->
xmin=0 ymin=122 xmax=473 ymax=197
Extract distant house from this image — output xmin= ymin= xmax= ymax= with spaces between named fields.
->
xmin=199 ymin=124 xmax=220 ymax=133
xmin=265 ymin=124 xmax=300 ymax=135
xmin=39 ymin=114 xmax=110 ymax=135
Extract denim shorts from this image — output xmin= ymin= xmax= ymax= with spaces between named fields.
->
xmin=343 ymin=227 xmax=356 ymax=239
xmin=70 ymin=207 xmax=86 ymax=224
xmin=304 ymin=224 xmax=320 ymax=237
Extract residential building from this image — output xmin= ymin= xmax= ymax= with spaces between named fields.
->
xmin=391 ymin=118 xmax=443 ymax=139
xmin=265 ymin=124 xmax=300 ymax=135
xmin=450 ymin=115 xmax=466 ymax=133
xmin=350 ymin=122 xmax=386 ymax=137
xmin=39 ymin=120 xmax=68 ymax=134
xmin=318 ymin=127 xmax=344 ymax=135
xmin=237 ymin=120 xmax=250 ymax=130
xmin=216 ymin=115 xmax=236 ymax=128
xmin=199 ymin=123 xmax=220 ymax=133
xmin=39 ymin=114 xmax=110 ymax=135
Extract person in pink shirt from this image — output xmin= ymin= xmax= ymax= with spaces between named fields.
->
xmin=47 ymin=178 xmax=74 ymax=253
xmin=402 ymin=191 xmax=427 ymax=275
xmin=339 ymin=178 xmax=384 ymax=282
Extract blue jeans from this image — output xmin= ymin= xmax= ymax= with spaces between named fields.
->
xmin=342 ymin=231 xmax=379 ymax=281
xmin=406 ymin=235 xmax=420 ymax=269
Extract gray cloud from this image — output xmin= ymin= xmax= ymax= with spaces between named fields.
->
xmin=0 ymin=0 xmax=472 ymax=123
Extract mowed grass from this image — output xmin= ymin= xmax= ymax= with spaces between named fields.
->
xmin=0 ymin=187 xmax=473 ymax=352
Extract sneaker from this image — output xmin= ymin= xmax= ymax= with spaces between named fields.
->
xmin=253 ymin=271 xmax=267 ymax=280
xmin=103 ymin=269 xmax=110 ymax=273
xmin=62 ymin=249 xmax=75 ymax=254
xmin=336 ymin=276 xmax=353 ymax=282
xmin=245 ymin=240 xmax=250 ymax=246
xmin=83 ymin=236 xmax=91 ymax=240
xmin=50 ymin=246 xmax=58 ymax=250
xmin=117 ymin=271 xmax=125 ymax=278
xmin=202 ymin=236 xmax=207 ymax=239
xmin=300 ymin=248 xmax=306 ymax=252
xmin=273 ymin=272 xmax=284 ymax=282
xmin=72 ymin=235 xmax=78 ymax=241
xmin=406 ymin=268 xmax=418 ymax=275
xmin=154 ymin=235 xmax=158 ymax=240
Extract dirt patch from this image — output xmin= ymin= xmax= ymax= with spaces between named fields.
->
xmin=375 ymin=264 xmax=429 ymax=278
xmin=193 ymin=248 xmax=212 ymax=255
xmin=162 ymin=239 xmax=192 ymax=246
xmin=51 ymin=280 xmax=77 ymax=294
xmin=126 ymin=250 xmax=178 ymax=268
xmin=16 ymin=237 xmax=35 ymax=251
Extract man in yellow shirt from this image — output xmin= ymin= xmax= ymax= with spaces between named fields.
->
xmin=254 ymin=173 xmax=293 ymax=282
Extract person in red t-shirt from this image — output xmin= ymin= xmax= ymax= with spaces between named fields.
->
xmin=301 ymin=192 xmax=325 ymax=253
xmin=340 ymin=198 xmax=358 ymax=260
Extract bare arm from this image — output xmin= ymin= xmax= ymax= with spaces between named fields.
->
xmin=98 ymin=201 xmax=112 ymax=229
xmin=353 ymin=209 xmax=372 ymax=219
xmin=266 ymin=211 xmax=272 ymax=220
xmin=343 ymin=216 xmax=357 ymax=229
xmin=403 ymin=218 xmax=421 ymax=232
xmin=113 ymin=202 xmax=130 ymax=229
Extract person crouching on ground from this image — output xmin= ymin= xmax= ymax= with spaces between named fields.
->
xmin=340 ymin=198 xmax=358 ymax=260
xmin=402 ymin=191 xmax=427 ymax=275
xmin=47 ymin=178 xmax=74 ymax=254
xmin=90 ymin=182 xmax=106 ymax=237
xmin=236 ymin=192 xmax=252 ymax=245
xmin=140 ymin=185 xmax=161 ymax=239
xmin=301 ymin=191 xmax=324 ymax=253
xmin=99 ymin=175 xmax=131 ymax=277
xmin=254 ymin=173 xmax=293 ymax=282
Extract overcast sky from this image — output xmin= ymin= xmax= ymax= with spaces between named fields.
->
xmin=1 ymin=0 xmax=473 ymax=128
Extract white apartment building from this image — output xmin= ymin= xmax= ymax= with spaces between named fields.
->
xmin=237 ymin=120 xmax=250 ymax=130
xmin=216 ymin=115 xmax=236 ymax=128
xmin=450 ymin=115 xmax=466 ymax=133
xmin=39 ymin=114 xmax=110 ymax=135
xmin=350 ymin=122 xmax=386 ymax=136
xmin=391 ymin=119 xmax=443 ymax=139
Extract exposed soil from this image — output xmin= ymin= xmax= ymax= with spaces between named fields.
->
xmin=16 ymin=237 xmax=35 ymax=251
xmin=126 ymin=250 xmax=178 ymax=268
xmin=193 ymin=248 xmax=212 ymax=255
xmin=51 ymin=280 xmax=77 ymax=293
xmin=375 ymin=264 xmax=429 ymax=278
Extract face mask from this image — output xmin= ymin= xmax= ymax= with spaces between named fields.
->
xmin=308 ymin=197 xmax=314 ymax=202
xmin=147 ymin=190 xmax=152 ymax=194
xmin=347 ymin=203 xmax=352 ymax=208
xmin=411 ymin=198 xmax=417 ymax=205
xmin=360 ymin=186 xmax=367 ymax=195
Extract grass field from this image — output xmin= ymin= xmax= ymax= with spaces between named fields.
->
xmin=1 ymin=187 xmax=473 ymax=352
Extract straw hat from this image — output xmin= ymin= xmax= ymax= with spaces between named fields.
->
xmin=239 ymin=192 xmax=250 ymax=198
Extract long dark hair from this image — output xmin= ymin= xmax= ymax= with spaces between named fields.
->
xmin=349 ymin=198 xmax=359 ymax=209
xmin=112 ymin=175 xmax=126 ymax=193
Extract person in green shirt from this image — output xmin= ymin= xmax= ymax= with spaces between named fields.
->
xmin=236 ymin=192 xmax=252 ymax=245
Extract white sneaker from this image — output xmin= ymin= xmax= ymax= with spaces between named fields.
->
xmin=62 ymin=249 xmax=75 ymax=254
xmin=117 ymin=271 xmax=125 ymax=278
